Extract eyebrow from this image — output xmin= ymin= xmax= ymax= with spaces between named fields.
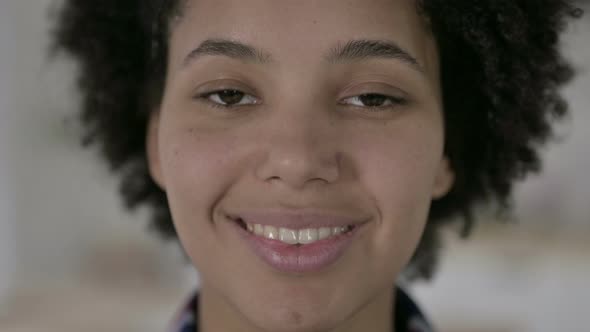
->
xmin=183 ymin=38 xmax=272 ymax=66
xmin=326 ymin=39 xmax=423 ymax=73
xmin=182 ymin=38 xmax=423 ymax=73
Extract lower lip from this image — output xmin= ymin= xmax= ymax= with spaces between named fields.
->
xmin=231 ymin=220 xmax=363 ymax=274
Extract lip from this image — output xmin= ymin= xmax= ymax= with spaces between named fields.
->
xmin=228 ymin=214 xmax=367 ymax=274
xmin=226 ymin=209 xmax=370 ymax=230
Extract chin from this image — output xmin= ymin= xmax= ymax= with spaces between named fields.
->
xmin=237 ymin=295 xmax=347 ymax=332
xmin=248 ymin=310 xmax=337 ymax=332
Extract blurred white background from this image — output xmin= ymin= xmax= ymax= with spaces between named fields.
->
xmin=0 ymin=1 xmax=588 ymax=331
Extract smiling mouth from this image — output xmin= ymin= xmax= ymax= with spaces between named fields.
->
xmin=233 ymin=218 xmax=356 ymax=246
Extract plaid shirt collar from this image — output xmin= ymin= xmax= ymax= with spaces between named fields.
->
xmin=169 ymin=287 xmax=434 ymax=332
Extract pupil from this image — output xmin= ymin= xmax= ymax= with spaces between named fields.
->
xmin=360 ymin=94 xmax=386 ymax=107
xmin=219 ymin=90 xmax=244 ymax=104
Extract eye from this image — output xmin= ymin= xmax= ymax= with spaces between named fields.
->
xmin=197 ymin=89 xmax=259 ymax=108
xmin=340 ymin=93 xmax=407 ymax=110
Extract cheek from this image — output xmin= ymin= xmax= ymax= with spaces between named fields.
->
xmin=158 ymin=124 xmax=243 ymax=238
xmin=163 ymin=131 xmax=226 ymax=198
xmin=363 ymin=142 xmax=439 ymax=213
xmin=353 ymin=125 xmax=443 ymax=261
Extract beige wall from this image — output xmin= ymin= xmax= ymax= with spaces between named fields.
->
xmin=514 ymin=11 xmax=590 ymax=229
xmin=0 ymin=0 xmax=189 ymax=292
xmin=0 ymin=0 xmax=17 ymax=301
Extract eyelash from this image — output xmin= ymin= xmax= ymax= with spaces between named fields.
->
xmin=195 ymin=89 xmax=408 ymax=111
xmin=196 ymin=89 xmax=259 ymax=110
xmin=339 ymin=94 xmax=408 ymax=111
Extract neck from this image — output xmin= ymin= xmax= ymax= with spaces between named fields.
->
xmin=198 ymin=281 xmax=396 ymax=332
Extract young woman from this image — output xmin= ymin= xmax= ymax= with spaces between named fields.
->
xmin=53 ymin=0 xmax=582 ymax=331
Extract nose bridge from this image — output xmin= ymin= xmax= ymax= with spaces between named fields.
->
xmin=269 ymin=106 xmax=326 ymax=147
xmin=254 ymin=106 xmax=341 ymax=189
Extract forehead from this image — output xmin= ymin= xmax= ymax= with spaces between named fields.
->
xmin=168 ymin=0 xmax=438 ymax=77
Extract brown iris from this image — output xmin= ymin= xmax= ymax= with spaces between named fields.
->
xmin=359 ymin=93 xmax=389 ymax=107
xmin=217 ymin=90 xmax=245 ymax=105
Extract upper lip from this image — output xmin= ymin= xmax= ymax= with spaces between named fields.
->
xmin=226 ymin=209 xmax=371 ymax=230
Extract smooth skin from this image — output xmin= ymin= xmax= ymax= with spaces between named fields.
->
xmin=148 ymin=0 xmax=454 ymax=331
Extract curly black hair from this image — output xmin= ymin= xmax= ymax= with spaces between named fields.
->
xmin=52 ymin=0 xmax=583 ymax=280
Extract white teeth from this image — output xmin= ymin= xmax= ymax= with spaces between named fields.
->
xmin=254 ymin=224 xmax=264 ymax=236
xmin=318 ymin=227 xmax=332 ymax=240
xmin=245 ymin=222 xmax=353 ymax=245
xmin=279 ymin=228 xmax=298 ymax=244
xmin=298 ymin=228 xmax=318 ymax=244
xmin=264 ymin=225 xmax=278 ymax=240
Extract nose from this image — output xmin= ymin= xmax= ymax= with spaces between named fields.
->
xmin=254 ymin=112 xmax=341 ymax=190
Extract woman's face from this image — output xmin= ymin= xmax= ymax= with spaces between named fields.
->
xmin=149 ymin=0 xmax=453 ymax=331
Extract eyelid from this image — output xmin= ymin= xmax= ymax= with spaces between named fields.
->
xmin=195 ymin=89 xmax=260 ymax=110
xmin=191 ymin=77 xmax=262 ymax=109
xmin=338 ymin=94 xmax=408 ymax=112
xmin=339 ymin=81 xmax=408 ymax=100
xmin=192 ymin=78 xmax=258 ymax=97
xmin=338 ymin=89 xmax=409 ymax=108
xmin=339 ymin=92 xmax=407 ymax=104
